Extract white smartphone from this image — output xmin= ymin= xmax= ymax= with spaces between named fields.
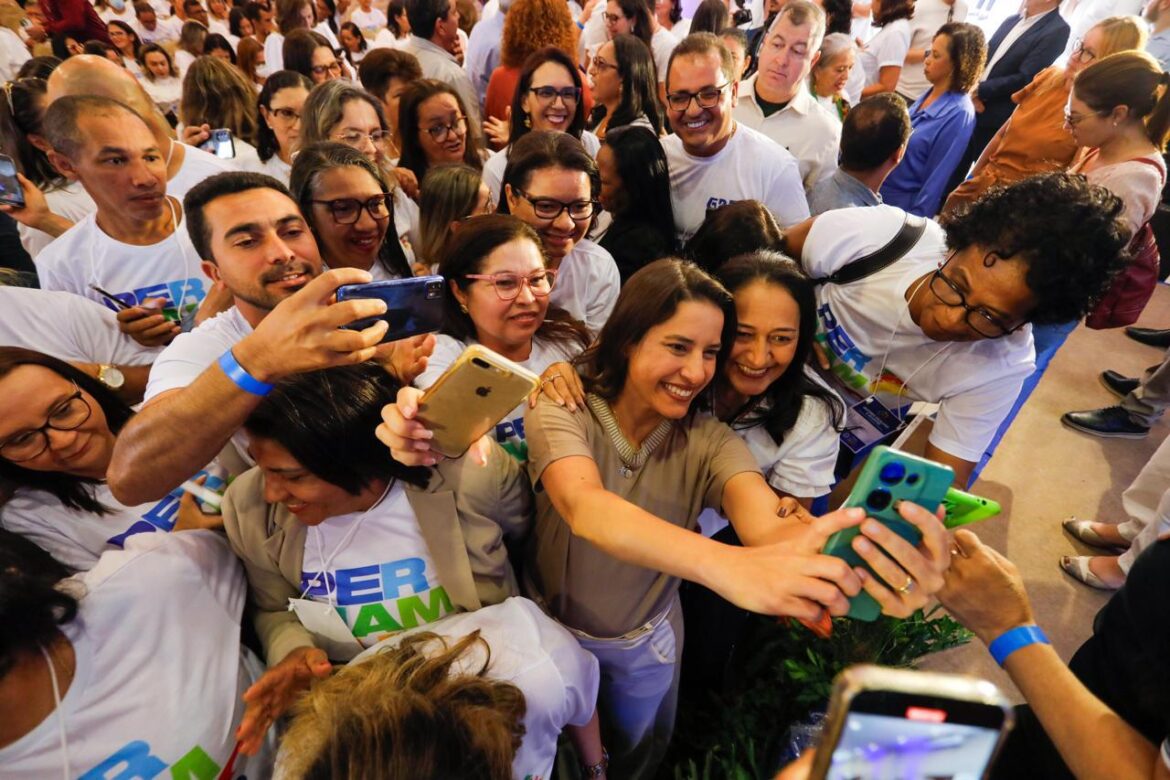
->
xmin=809 ymin=665 xmax=1015 ymax=780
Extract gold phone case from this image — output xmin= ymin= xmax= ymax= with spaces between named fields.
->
xmin=809 ymin=665 xmax=1015 ymax=780
xmin=417 ymin=344 xmax=541 ymax=458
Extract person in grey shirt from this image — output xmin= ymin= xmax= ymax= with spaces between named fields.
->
xmin=807 ymin=93 xmax=910 ymax=215
xmin=405 ymin=0 xmax=483 ymax=141
xmin=1145 ymin=0 xmax=1170 ymax=71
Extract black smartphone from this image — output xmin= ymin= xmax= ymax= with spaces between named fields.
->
xmin=335 ymin=275 xmax=445 ymax=343
xmin=0 ymin=153 xmax=26 ymax=207
xmin=199 ymin=128 xmax=236 ymax=160
xmin=89 ymin=284 xmax=133 ymax=310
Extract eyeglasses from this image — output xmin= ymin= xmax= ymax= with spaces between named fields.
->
xmin=665 ymin=82 xmax=730 ymax=112
xmin=310 ymin=194 xmax=393 ymax=224
xmin=464 ymin=269 xmax=558 ymax=300
xmin=929 ymin=254 xmax=1022 ymax=339
xmin=1070 ymin=38 xmax=1097 ymax=63
xmin=513 ymin=188 xmax=597 ymax=221
xmin=334 ymin=129 xmax=391 ymax=146
xmin=0 ymin=388 xmax=92 ymax=462
xmin=268 ymin=106 xmax=301 ymax=123
xmin=591 ymin=56 xmax=617 ymax=72
xmin=1062 ymin=108 xmax=1105 ymax=127
xmin=422 ymin=115 xmax=468 ymax=142
xmin=311 ymin=60 xmax=343 ymax=77
xmin=528 ymin=86 xmax=581 ymax=104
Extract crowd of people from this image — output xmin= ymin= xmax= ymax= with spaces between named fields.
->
xmin=0 ymin=0 xmax=1167 ymax=775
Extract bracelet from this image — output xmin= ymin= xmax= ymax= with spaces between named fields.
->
xmin=218 ymin=349 xmax=274 ymax=396
xmin=988 ymin=625 xmax=1049 ymax=667
xmin=580 ymin=747 xmax=609 ymax=778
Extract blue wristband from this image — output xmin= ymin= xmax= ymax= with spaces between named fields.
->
xmin=988 ymin=625 xmax=1049 ymax=667
xmin=218 ymin=349 xmax=274 ymax=396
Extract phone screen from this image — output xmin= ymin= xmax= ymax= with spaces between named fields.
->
xmin=824 ymin=691 xmax=1007 ymax=780
xmin=0 ymin=155 xmax=25 ymax=207
xmin=200 ymin=129 xmax=236 ymax=160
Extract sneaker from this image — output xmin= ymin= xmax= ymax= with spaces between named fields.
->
xmin=1061 ymin=406 xmax=1150 ymax=439
xmin=1100 ymin=370 xmax=1140 ymax=399
xmin=1124 ymin=327 xmax=1170 ymax=349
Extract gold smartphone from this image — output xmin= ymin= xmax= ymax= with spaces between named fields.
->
xmin=416 ymin=345 xmax=541 ymax=458
xmin=809 ymin=665 xmax=1015 ymax=780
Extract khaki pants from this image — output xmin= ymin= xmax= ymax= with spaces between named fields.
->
xmin=1117 ymin=433 xmax=1170 ymax=572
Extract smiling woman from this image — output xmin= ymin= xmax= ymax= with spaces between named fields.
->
xmin=0 ymin=348 xmax=224 ymax=571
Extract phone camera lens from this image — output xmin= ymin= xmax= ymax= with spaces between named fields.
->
xmin=866 ymin=488 xmax=892 ymax=511
xmin=905 ymin=473 xmax=920 ymax=485
xmin=879 ymin=462 xmax=905 ymax=485
xmin=471 ymin=357 xmax=490 ymax=369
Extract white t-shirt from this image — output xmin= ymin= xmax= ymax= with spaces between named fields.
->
xmin=35 ymin=204 xmax=210 ymax=330
xmin=0 ymin=287 xmax=159 ymax=365
xmin=896 ymin=0 xmax=967 ymax=99
xmin=803 ymin=206 xmax=1035 ymax=462
xmin=0 ymin=462 xmax=227 ymax=571
xmin=858 ymin=19 xmax=912 ymax=87
xmin=393 ymin=187 xmax=420 ymax=264
xmin=0 ymin=531 xmax=273 ymax=778
xmin=145 ymin=305 xmax=252 ymax=402
xmin=264 ymin=31 xmax=285 ymax=71
xmin=0 ymin=26 xmax=30 ymax=83
xmin=142 ymin=74 xmax=183 ymax=114
xmin=19 ymin=180 xmax=96 ymax=260
xmin=548 ymin=237 xmax=619 ymax=335
xmin=170 ymin=143 xmax=236 ymax=196
xmin=481 ymin=131 xmax=602 ymax=202
xmin=416 ymin=334 xmax=582 ymax=461
xmin=260 ymin=153 xmax=292 ymax=185
xmin=299 ymin=482 xmax=457 ymax=648
xmin=350 ymin=6 xmax=387 ymax=35
xmin=138 ymin=14 xmax=183 ymax=44
xmin=173 ymin=48 xmax=195 ymax=76
xmin=662 ymin=123 xmax=810 ymax=240
xmin=650 ymin=26 xmax=678 ymax=83
xmin=349 ymin=598 xmax=599 ymax=780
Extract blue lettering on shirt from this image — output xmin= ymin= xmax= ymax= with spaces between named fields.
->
xmin=302 ymin=557 xmax=434 ymax=606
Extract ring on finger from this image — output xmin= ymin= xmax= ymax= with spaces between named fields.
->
xmin=897 ymin=577 xmax=915 ymax=594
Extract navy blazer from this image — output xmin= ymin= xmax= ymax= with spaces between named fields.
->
xmin=976 ymin=10 xmax=1070 ymax=128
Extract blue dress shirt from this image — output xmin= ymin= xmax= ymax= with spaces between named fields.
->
xmin=880 ymin=90 xmax=976 ymax=217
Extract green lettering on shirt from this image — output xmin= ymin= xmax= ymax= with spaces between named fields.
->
xmin=352 ymin=603 xmax=405 ymax=637
xmin=169 ymin=746 xmax=219 ymax=780
xmin=397 ymin=586 xmax=454 ymax=629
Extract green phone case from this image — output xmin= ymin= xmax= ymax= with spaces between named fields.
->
xmin=942 ymin=487 xmax=1002 ymax=529
xmin=822 ymin=446 xmax=954 ymax=621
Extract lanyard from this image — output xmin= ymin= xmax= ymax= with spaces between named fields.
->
xmin=39 ymin=643 xmax=71 ymax=780
xmin=302 ymin=480 xmax=396 ymax=604
xmin=871 ymin=271 xmax=953 ymax=419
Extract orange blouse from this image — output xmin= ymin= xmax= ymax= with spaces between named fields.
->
xmin=942 ymin=67 xmax=1080 ymax=216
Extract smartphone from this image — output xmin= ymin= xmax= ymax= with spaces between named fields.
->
xmin=822 ymin=446 xmax=954 ymax=621
xmin=90 ymin=284 xmax=133 ymax=310
xmin=0 ymin=154 xmax=25 ymax=207
xmin=416 ymin=345 xmax=540 ymax=458
xmin=809 ymin=665 xmax=1015 ymax=780
xmin=943 ymin=487 xmax=1002 ymax=529
xmin=336 ymin=275 xmax=445 ymax=344
xmin=199 ymin=128 xmax=236 ymax=160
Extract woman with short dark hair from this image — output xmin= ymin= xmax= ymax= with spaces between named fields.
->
xmin=880 ymin=21 xmax=986 ymax=216
xmin=256 ymin=69 xmax=313 ymax=183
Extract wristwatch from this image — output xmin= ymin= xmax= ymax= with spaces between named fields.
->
xmin=97 ymin=364 xmax=125 ymax=391
xmin=580 ymin=748 xmax=609 ymax=779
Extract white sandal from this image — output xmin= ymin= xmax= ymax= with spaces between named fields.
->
xmin=1059 ymin=555 xmax=1123 ymax=591
xmin=1061 ymin=517 xmax=1128 ymax=552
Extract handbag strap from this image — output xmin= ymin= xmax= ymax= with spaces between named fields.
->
xmin=814 ymin=213 xmax=928 ymax=286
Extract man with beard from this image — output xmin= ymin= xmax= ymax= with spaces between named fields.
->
xmin=107 ymin=171 xmax=431 ymax=505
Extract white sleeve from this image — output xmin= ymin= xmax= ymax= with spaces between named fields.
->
xmin=765 ymin=157 xmax=811 ymax=228
xmin=143 ymin=330 xmax=227 ymax=402
xmin=413 ymin=334 xmax=465 ymax=389
xmin=529 ymin=602 xmax=600 ymax=727
xmin=583 ymin=245 xmax=620 ymax=335
xmin=929 ymin=366 xmax=1029 ymax=463
xmin=765 ymin=386 xmax=842 ymax=498
xmin=800 ymin=204 xmax=906 ymax=279
xmin=872 ymin=23 xmax=912 ymax=68
xmin=66 ymin=294 xmax=161 ymax=366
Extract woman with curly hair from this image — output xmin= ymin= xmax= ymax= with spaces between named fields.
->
xmin=483 ymin=0 xmax=591 ymax=125
xmin=880 ymin=22 xmax=985 ymax=217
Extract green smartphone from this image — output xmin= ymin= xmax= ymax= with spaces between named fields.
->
xmin=942 ymin=487 xmax=1002 ymax=529
xmin=822 ymin=446 xmax=954 ymax=621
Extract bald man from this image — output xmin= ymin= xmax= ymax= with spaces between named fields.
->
xmin=5 ymin=56 xmax=234 ymax=249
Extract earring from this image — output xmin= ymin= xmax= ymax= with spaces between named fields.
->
xmin=523 ymin=114 xmax=531 ymax=129
xmin=459 ymin=303 xmax=468 ymax=313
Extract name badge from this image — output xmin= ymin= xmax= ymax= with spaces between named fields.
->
xmin=288 ymin=598 xmax=364 ymax=662
xmin=840 ymin=395 xmax=906 ymax=454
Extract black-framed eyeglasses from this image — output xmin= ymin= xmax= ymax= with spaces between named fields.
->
xmin=423 ymin=115 xmax=468 ymax=142
xmin=665 ymin=82 xmax=731 ymax=112
xmin=310 ymin=194 xmax=393 ymax=224
xmin=0 ymin=388 xmax=92 ymax=462
xmin=464 ymin=269 xmax=558 ymax=300
xmin=529 ymin=86 xmax=582 ymax=104
xmin=513 ymin=188 xmax=597 ymax=221
xmin=930 ymin=254 xmax=1023 ymax=339
xmin=1070 ymin=38 xmax=1097 ymax=63
xmin=268 ymin=106 xmax=301 ymax=123
xmin=311 ymin=59 xmax=343 ymax=76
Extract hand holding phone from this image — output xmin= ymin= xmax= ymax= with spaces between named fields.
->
xmin=0 ymin=154 xmax=26 ymax=208
xmin=199 ymin=128 xmax=237 ymax=160
xmin=113 ymin=296 xmax=182 ymax=347
xmin=336 ymin=276 xmax=445 ymax=344
xmin=822 ymin=446 xmax=953 ymax=621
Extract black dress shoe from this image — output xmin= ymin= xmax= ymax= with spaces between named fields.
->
xmin=1100 ymin=370 xmax=1140 ymax=399
xmin=1061 ymin=406 xmax=1150 ymax=438
xmin=1125 ymin=327 xmax=1170 ymax=349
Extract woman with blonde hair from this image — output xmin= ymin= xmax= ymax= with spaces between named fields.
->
xmin=483 ymin=0 xmax=590 ymax=125
xmin=416 ymin=163 xmax=494 ymax=266
xmin=942 ymin=15 xmax=1147 ymax=216
xmin=179 ymin=55 xmax=264 ymax=170
xmin=238 ymin=36 xmax=268 ymax=90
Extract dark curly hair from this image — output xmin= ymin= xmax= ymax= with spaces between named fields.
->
xmin=940 ymin=172 xmax=1129 ymax=325
xmin=936 ymin=22 xmax=985 ymax=94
